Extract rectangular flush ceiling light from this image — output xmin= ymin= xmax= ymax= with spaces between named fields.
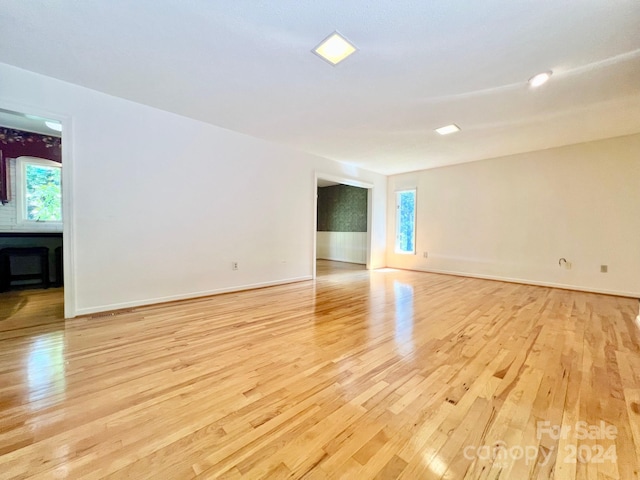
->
xmin=313 ymin=31 xmax=357 ymax=65
xmin=435 ymin=124 xmax=461 ymax=135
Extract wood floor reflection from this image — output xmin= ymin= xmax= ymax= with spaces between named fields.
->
xmin=0 ymin=261 xmax=639 ymax=479
xmin=0 ymin=288 xmax=64 ymax=338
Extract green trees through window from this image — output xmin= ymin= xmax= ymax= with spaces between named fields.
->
xmin=395 ymin=190 xmax=415 ymax=254
xmin=23 ymin=162 xmax=62 ymax=222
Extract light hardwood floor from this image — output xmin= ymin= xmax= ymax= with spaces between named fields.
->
xmin=1 ymin=261 xmax=639 ymax=479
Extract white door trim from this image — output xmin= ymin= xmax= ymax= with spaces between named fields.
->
xmin=0 ymin=99 xmax=76 ymax=318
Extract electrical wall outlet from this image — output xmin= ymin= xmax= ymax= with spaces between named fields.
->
xmin=600 ymin=265 xmax=608 ymax=273
xmin=232 ymin=261 xmax=238 ymax=270
xmin=565 ymin=261 xmax=572 ymax=270
xmin=423 ymin=251 xmax=428 ymax=258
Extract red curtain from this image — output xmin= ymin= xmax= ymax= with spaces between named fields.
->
xmin=0 ymin=151 xmax=6 ymax=204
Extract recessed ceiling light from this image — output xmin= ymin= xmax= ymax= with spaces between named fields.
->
xmin=528 ymin=71 xmax=552 ymax=88
xmin=312 ymin=31 xmax=357 ymax=66
xmin=435 ymin=124 xmax=460 ymax=135
xmin=45 ymin=121 xmax=62 ymax=132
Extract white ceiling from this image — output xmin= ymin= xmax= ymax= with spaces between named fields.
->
xmin=0 ymin=109 xmax=62 ymax=137
xmin=317 ymin=179 xmax=340 ymax=188
xmin=1 ymin=1 xmax=639 ymax=175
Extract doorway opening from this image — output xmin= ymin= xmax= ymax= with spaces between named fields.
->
xmin=0 ymin=107 xmax=69 ymax=329
xmin=313 ymin=173 xmax=373 ymax=279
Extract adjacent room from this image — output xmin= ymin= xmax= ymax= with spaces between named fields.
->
xmin=316 ymin=179 xmax=369 ymax=268
xmin=0 ymin=109 xmax=64 ymax=331
xmin=0 ymin=2 xmax=639 ymax=479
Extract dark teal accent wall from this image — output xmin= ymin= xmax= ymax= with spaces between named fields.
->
xmin=317 ymin=185 xmax=367 ymax=232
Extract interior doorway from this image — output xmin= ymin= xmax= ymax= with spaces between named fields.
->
xmin=313 ymin=173 xmax=373 ymax=279
xmin=0 ymin=107 xmax=69 ymax=327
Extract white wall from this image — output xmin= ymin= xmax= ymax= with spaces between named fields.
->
xmin=387 ymin=134 xmax=640 ymax=297
xmin=0 ymin=62 xmax=386 ymax=316
xmin=316 ymin=232 xmax=367 ymax=264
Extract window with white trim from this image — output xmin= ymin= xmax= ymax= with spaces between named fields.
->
xmin=16 ymin=157 xmax=62 ymax=224
xmin=395 ymin=189 xmax=416 ymax=254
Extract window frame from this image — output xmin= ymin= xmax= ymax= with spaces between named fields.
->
xmin=15 ymin=156 xmax=63 ymax=226
xmin=395 ymin=189 xmax=416 ymax=255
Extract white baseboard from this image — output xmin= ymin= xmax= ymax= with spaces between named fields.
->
xmin=395 ymin=265 xmax=640 ymax=299
xmin=74 ymin=275 xmax=313 ymax=317
xmin=317 ymin=256 xmax=366 ymax=265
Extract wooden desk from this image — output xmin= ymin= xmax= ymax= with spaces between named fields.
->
xmin=0 ymin=233 xmax=62 ymax=290
xmin=0 ymin=246 xmax=50 ymax=291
